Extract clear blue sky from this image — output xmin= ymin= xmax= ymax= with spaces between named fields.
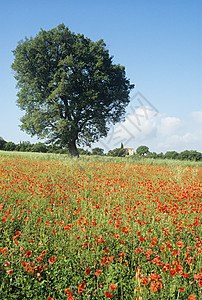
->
xmin=0 ymin=0 xmax=201 ymax=153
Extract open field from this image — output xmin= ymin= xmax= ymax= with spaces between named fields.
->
xmin=0 ymin=152 xmax=201 ymax=299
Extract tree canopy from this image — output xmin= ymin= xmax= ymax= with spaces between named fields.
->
xmin=11 ymin=24 xmax=134 ymax=157
xmin=136 ymin=145 xmax=149 ymax=156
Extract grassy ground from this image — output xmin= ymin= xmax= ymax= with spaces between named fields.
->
xmin=0 ymin=150 xmax=201 ymax=168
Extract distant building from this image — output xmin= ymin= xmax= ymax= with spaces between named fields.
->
xmin=124 ymin=147 xmax=134 ymax=155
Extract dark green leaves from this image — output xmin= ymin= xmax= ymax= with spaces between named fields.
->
xmin=12 ymin=24 xmax=134 ymax=156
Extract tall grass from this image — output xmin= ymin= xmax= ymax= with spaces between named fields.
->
xmin=0 ymin=150 xmax=201 ymax=168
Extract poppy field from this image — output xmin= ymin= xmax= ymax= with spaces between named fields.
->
xmin=0 ymin=153 xmax=201 ymax=299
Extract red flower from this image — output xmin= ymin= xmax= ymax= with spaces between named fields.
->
xmin=95 ymin=269 xmax=102 ymax=276
xmin=150 ymin=282 xmax=158 ymax=292
xmin=26 ymin=251 xmax=32 ymax=257
xmin=105 ymin=292 xmax=113 ymax=298
xmin=78 ymin=288 xmax=85 ymax=294
xmin=170 ymin=269 xmax=176 ymax=276
xmin=48 ymin=256 xmax=57 ymax=265
xmin=109 ymin=284 xmax=117 ymax=290
xmin=141 ymin=277 xmax=149 ymax=285
xmin=22 ymin=261 xmax=28 ymax=268
xmin=179 ymin=287 xmax=185 ymax=292
xmin=176 ymin=241 xmax=185 ymax=248
xmin=85 ymin=268 xmax=90 ymax=275
xmin=78 ymin=283 xmax=86 ymax=289
xmin=6 ymin=269 xmax=13 ymax=275
xmin=187 ymin=296 xmax=196 ymax=300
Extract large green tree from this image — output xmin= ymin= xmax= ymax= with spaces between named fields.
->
xmin=11 ymin=24 xmax=134 ymax=157
xmin=136 ymin=145 xmax=149 ymax=156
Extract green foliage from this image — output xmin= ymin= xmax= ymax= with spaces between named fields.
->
xmin=0 ymin=137 xmax=6 ymax=150
xmin=11 ymin=24 xmax=134 ymax=157
xmin=146 ymin=152 xmax=157 ymax=159
xmin=179 ymin=150 xmax=202 ymax=161
xmin=4 ymin=142 xmax=16 ymax=151
xmin=107 ymin=147 xmax=126 ymax=157
xmin=164 ymin=151 xmax=179 ymax=160
xmin=136 ymin=145 xmax=149 ymax=156
xmin=78 ymin=148 xmax=91 ymax=155
xmin=92 ymin=147 xmax=104 ymax=156
xmin=31 ymin=142 xmax=47 ymax=153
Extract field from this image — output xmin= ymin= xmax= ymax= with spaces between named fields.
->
xmin=0 ymin=151 xmax=201 ymax=300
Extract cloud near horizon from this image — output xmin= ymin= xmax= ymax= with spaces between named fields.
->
xmin=95 ymin=109 xmax=202 ymax=153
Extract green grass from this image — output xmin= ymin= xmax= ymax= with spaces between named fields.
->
xmin=0 ymin=150 xmax=201 ymax=168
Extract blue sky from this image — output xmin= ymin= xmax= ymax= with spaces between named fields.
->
xmin=0 ymin=0 xmax=201 ymax=153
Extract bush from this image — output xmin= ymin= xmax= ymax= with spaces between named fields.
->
xmin=107 ymin=148 xmax=125 ymax=157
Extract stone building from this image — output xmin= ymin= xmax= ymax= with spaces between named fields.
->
xmin=124 ymin=147 xmax=134 ymax=155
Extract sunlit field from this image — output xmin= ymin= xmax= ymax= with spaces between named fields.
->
xmin=0 ymin=152 xmax=201 ymax=300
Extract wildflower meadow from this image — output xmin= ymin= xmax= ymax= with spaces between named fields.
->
xmin=0 ymin=152 xmax=201 ymax=299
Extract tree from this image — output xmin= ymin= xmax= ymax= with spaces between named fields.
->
xmin=136 ymin=145 xmax=149 ymax=156
xmin=164 ymin=151 xmax=179 ymax=160
xmin=146 ymin=151 xmax=157 ymax=159
xmin=31 ymin=142 xmax=47 ymax=153
xmin=156 ymin=152 xmax=164 ymax=159
xmin=4 ymin=142 xmax=16 ymax=151
xmin=11 ymin=24 xmax=134 ymax=157
xmin=179 ymin=150 xmax=190 ymax=161
xmin=92 ymin=147 xmax=104 ymax=155
xmin=107 ymin=147 xmax=125 ymax=157
xmin=188 ymin=150 xmax=202 ymax=161
xmin=0 ymin=137 xmax=6 ymax=150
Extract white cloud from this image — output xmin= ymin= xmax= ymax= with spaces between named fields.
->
xmin=158 ymin=117 xmax=183 ymax=136
xmin=157 ymin=132 xmax=202 ymax=151
xmin=93 ymin=109 xmax=202 ymax=153
xmin=191 ymin=111 xmax=202 ymax=125
xmin=112 ymin=106 xmax=159 ymax=146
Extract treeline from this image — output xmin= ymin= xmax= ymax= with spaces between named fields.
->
xmin=0 ymin=138 xmax=201 ymax=161
xmin=104 ymin=146 xmax=202 ymax=161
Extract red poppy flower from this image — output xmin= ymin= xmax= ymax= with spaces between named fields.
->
xmin=105 ymin=292 xmax=113 ymax=298
xmin=187 ymin=296 xmax=196 ymax=300
xmin=170 ymin=269 xmax=176 ymax=276
xmin=150 ymin=282 xmax=158 ymax=292
xmin=85 ymin=268 xmax=90 ymax=275
xmin=95 ymin=269 xmax=102 ymax=276
xmin=109 ymin=284 xmax=117 ymax=290
xmin=22 ymin=261 xmax=28 ymax=268
xmin=141 ymin=277 xmax=149 ymax=285
xmin=26 ymin=251 xmax=32 ymax=257
xmin=78 ymin=283 xmax=86 ymax=289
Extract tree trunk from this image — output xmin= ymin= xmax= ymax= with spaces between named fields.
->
xmin=68 ymin=139 xmax=79 ymax=158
